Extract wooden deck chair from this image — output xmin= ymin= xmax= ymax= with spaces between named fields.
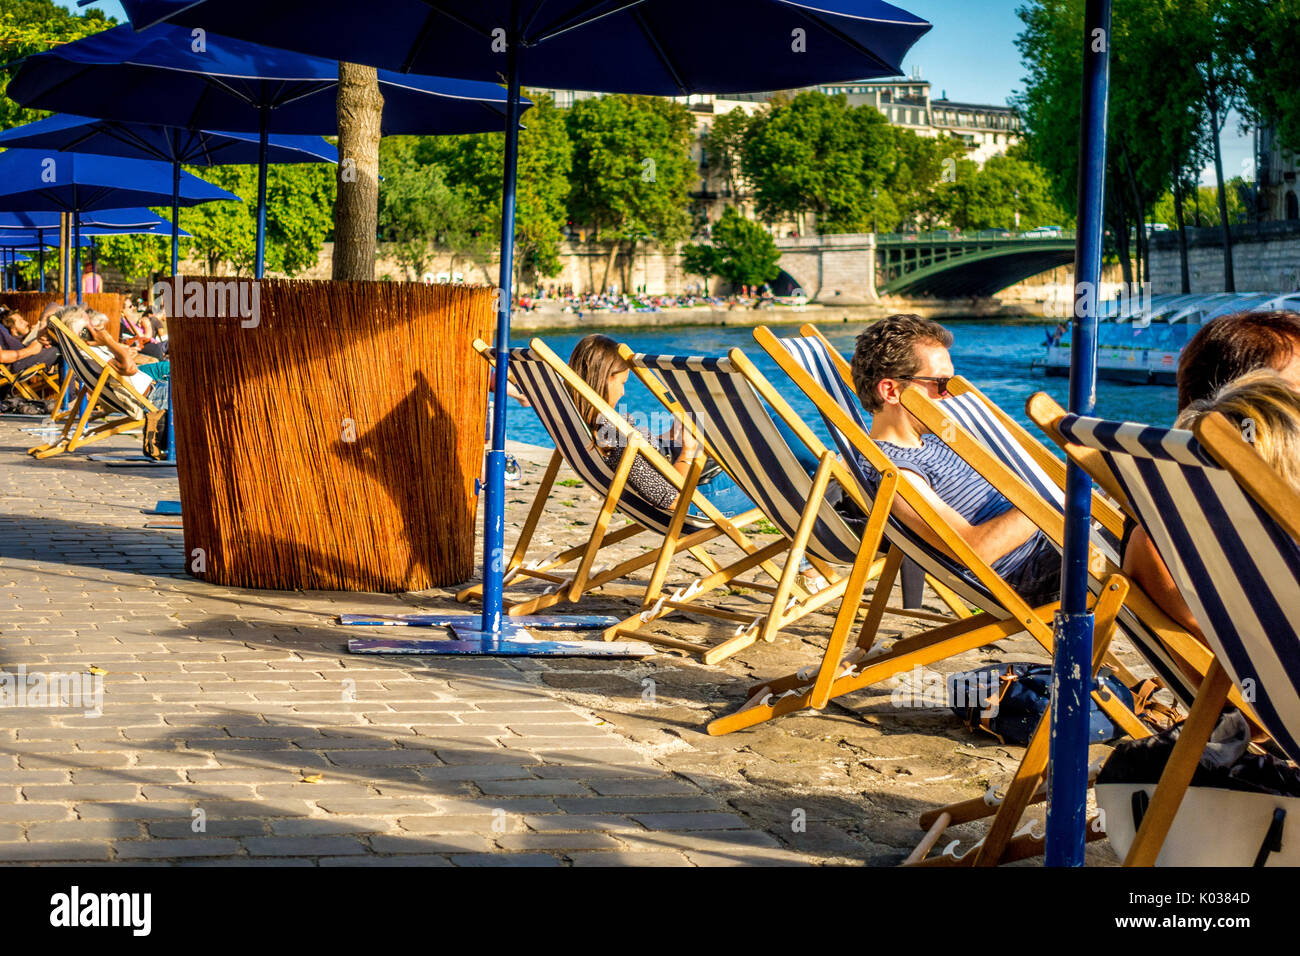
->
xmin=892 ymin=386 xmax=1239 ymax=865
xmin=0 ymin=357 xmax=59 ymax=404
xmin=618 ymin=344 xmax=962 ymax=667
xmin=711 ymin=327 xmax=1155 ymax=755
xmin=1034 ymin=406 xmax=1300 ymax=866
xmin=454 ymin=338 xmax=788 ymax=663
xmin=27 ymin=316 xmax=158 ymax=459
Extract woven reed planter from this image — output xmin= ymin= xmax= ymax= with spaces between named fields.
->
xmin=0 ymin=292 xmax=125 ymax=338
xmin=168 ymin=278 xmax=493 ymax=592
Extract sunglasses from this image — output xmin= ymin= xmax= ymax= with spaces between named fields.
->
xmin=901 ymin=375 xmax=953 ymax=395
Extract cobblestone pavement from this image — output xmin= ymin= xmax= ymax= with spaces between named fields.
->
xmin=0 ymin=420 xmax=1137 ymax=866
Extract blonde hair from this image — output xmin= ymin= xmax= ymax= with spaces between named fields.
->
xmin=1176 ymin=369 xmax=1300 ymax=494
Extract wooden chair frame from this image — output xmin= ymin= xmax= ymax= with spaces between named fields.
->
xmin=455 ymin=337 xmax=793 ymax=663
xmin=0 ymin=357 xmax=59 ymax=404
xmin=28 ymin=316 xmax=157 ymax=459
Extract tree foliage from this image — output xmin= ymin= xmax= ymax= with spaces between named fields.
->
xmin=680 ymin=206 xmax=780 ymax=289
xmin=423 ymin=91 xmax=573 ymax=283
xmin=378 ymin=136 xmax=483 ymax=280
xmin=0 ymin=0 xmax=112 ymax=132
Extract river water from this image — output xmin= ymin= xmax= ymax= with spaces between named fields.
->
xmin=502 ymin=318 xmax=1180 ymax=452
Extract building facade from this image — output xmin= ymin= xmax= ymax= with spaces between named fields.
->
xmin=1258 ymin=121 xmax=1300 ymax=223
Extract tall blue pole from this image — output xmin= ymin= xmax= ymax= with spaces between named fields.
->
xmin=255 ymin=106 xmax=269 ymax=279
xmin=171 ymin=156 xmax=182 ymax=276
xmin=74 ymin=212 xmax=83 ymax=306
xmin=37 ymin=229 xmax=45 ymax=292
xmin=482 ymin=2 xmax=523 ymax=635
xmin=1046 ymin=0 xmax=1112 ymax=867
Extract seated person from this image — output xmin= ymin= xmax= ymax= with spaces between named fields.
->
xmin=1124 ymin=309 xmax=1300 ymax=637
xmin=62 ymin=308 xmax=160 ymax=399
xmin=0 ymin=308 xmax=58 ymax=376
xmin=851 ymin=313 xmax=1061 ymax=607
xmin=122 ymin=301 xmax=168 ymax=360
xmin=565 ymin=333 xmax=827 ymax=522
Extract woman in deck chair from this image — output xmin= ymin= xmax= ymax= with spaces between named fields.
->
xmin=850 ymin=314 xmax=1062 ymax=608
xmin=1125 ymin=310 xmax=1300 ymax=644
xmin=567 ymin=333 xmax=829 ymax=586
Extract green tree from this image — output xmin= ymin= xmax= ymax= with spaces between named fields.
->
xmin=681 ymin=206 xmax=779 ymax=290
xmin=378 ymin=137 xmax=484 ymax=280
xmin=1016 ymin=0 xmax=1208 ymax=287
xmin=425 ymin=91 xmax=573 ymax=286
xmin=565 ymin=94 xmax=694 ymax=292
xmin=177 ymin=163 xmax=336 ymax=277
xmin=0 ymin=1 xmax=112 ymax=131
xmin=882 ymin=128 xmax=967 ymax=232
xmin=702 ymin=105 xmax=750 ymax=203
xmin=740 ymin=91 xmax=894 ymax=234
xmin=1224 ymin=0 xmax=1300 ymax=155
xmin=948 ymin=148 xmax=1070 ymax=232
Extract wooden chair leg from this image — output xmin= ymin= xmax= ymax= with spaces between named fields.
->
xmin=567 ymin=440 xmax=639 ymax=602
xmin=1124 ymin=660 xmax=1233 ymax=867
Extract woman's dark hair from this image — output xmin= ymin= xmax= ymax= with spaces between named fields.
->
xmin=850 ymin=313 xmax=954 ymax=413
xmin=1178 ymin=310 xmax=1300 ymax=410
xmin=567 ymin=334 xmax=629 ymax=446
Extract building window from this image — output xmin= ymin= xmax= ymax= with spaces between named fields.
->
xmin=1288 ymin=191 xmax=1299 ymax=221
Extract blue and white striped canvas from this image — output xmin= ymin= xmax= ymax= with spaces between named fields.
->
xmin=628 ymin=352 xmax=861 ymax=566
xmin=506 ymin=346 xmax=709 ymax=538
xmin=1058 ymin=413 xmax=1300 ymax=763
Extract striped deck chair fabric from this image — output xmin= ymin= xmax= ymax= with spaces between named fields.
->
xmin=507 ymin=345 xmax=711 ymax=539
xmin=53 ymin=319 xmax=153 ymax=420
xmin=629 ymin=351 xmax=860 ymax=566
xmin=1058 ymin=413 xmax=1300 ymax=763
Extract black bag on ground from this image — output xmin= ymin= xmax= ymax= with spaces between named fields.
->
xmin=947 ymin=662 xmax=1136 ymax=746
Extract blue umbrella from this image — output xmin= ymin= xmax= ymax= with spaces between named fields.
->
xmin=0 ymin=250 xmax=30 ymax=291
xmin=0 ymin=114 xmax=336 ymax=275
xmin=0 ymin=149 xmax=238 ymax=303
xmin=8 ymin=23 xmax=528 ymax=277
xmin=0 ymin=209 xmax=183 ymax=291
xmin=120 ymin=0 xmax=932 ymax=650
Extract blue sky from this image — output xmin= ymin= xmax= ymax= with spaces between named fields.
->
xmin=63 ymin=0 xmax=1249 ymax=188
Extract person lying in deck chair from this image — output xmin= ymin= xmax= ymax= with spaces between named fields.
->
xmin=567 ymin=333 xmax=831 ymax=588
xmin=850 ymin=313 xmax=1061 ymax=607
xmin=61 ymin=307 xmax=161 ymax=400
xmin=1124 ymin=309 xmax=1300 ymax=639
xmin=567 ymin=333 xmax=828 ymax=520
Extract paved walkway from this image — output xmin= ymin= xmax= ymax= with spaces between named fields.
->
xmin=0 ymin=421 xmax=805 ymax=866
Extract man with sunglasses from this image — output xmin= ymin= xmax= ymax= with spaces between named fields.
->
xmin=848 ymin=313 xmax=1061 ymax=606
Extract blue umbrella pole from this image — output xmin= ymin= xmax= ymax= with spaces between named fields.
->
xmin=255 ymin=107 xmax=269 ymax=279
xmin=74 ymin=212 xmax=83 ymax=305
xmin=338 ymin=17 xmax=643 ymax=657
xmin=172 ymin=158 xmax=181 ymax=277
xmin=38 ymin=229 xmax=45 ymax=292
xmin=1046 ymin=0 xmax=1112 ymax=868
xmin=479 ymin=37 xmax=526 ymax=637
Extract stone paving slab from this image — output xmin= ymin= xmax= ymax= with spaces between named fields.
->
xmin=0 ymin=421 xmax=1138 ymax=866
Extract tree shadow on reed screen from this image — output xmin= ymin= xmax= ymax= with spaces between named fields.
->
xmin=331 ymin=369 xmax=478 ymax=591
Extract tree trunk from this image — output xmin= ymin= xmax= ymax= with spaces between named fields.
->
xmin=600 ymin=237 xmax=618 ymax=294
xmin=332 ymin=62 xmax=384 ymax=282
xmin=1174 ymin=174 xmax=1191 ymax=294
xmin=1207 ymin=87 xmax=1235 ymax=292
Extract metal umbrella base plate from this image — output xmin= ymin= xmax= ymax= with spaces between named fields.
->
xmin=88 ymin=454 xmax=176 ymax=467
xmin=344 ymin=613 xmax=655 ymax=658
